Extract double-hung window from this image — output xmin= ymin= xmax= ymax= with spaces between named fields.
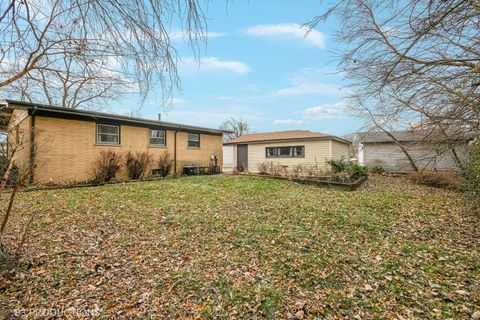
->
xmin=265 ymin=146 xmax=304 ymax=158
xmin=187 ymin=133 xmax=200 ymax=148
xmin=149 ymin=129 xmax=166 ymax=146
xmin=96 ymin=124 xmax=120 ymax=144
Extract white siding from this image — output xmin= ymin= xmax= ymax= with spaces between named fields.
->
xmin=222 ymin=145 xmax=234 ymax=173
xmin=364 ymin=142 xmax=469 ymax=172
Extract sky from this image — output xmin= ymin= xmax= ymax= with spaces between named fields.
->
xmin=116 ymin=0 xmax=362 ymax=137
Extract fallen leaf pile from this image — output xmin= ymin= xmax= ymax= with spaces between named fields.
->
xmin=0 ymin=175 xmax=478 ymax=319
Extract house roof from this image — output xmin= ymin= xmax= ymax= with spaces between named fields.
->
xmin=224 ymin=130 xmax=351 ymax=145
xmin=358 ymin=129 xmax=474 ymax=143
xmin=0 ymin=99 xmax=228 ymax=135
xmin=358 ymin=130 xmax=427 ymax=143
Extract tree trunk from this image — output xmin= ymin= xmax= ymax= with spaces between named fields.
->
xmin=380 ymin=129 xmax=420 ymax=172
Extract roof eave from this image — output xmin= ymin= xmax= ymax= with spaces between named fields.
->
xmin=223 ymin=136 xmax=351 ymax=145
xmin=1 ymin=99 xmax=226 ymax=135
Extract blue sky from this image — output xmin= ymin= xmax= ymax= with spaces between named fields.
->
xmin=117 ymin=1 xmax=361 ymax=137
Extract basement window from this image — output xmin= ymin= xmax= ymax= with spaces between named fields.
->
xmin=187 ymin=133 xmax=200 ymax=148
xmin=150 ymin=129 xmax=166 ymax=146
xmin=265 ymin=146 xmax=304 ymax=158
xmin=96 ymin=124 xmax=120 ymax=144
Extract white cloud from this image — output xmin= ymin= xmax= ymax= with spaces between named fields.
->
xmin=289 ymin=67 xmax=344 ymax=84
xmin=207 ymin=31 xmax=228 ymax=38
xmin=171 ymin=97 xmax=188 ymax=105
xmin=161 ymin=106 xmax=263 ymax=128
xmin=169 ymin=30 xmax=227 ymax=41
xmin=275 ymin=83 xmax=340 ymax=96
xmin=182 ymin=56 xmax=250 ymax=75
xmin=273 ymin=119 xmax=305 ymax=125
xmin=298 ymin=101 xmax=346 ymax=120
xmin=242 ymin=23 xmax=325 ymax=49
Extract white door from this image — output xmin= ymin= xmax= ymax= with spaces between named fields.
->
xmin=358 ymin=143 xmax=364 ymax=165
xmin=222 ymin=145 xmax=234 ymax=172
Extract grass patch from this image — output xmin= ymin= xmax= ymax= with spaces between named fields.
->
xmin=1 ymin=175 xmax=478 ymax=319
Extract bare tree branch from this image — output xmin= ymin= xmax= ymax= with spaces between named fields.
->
xmin=220 ymin=117 xmax=252 ymax=141
xmin=0 ymin=0 xmax=210 ymax=107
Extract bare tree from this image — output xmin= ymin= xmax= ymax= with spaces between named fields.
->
xmin=353 ymin=96 xmax=420 ymax=171
xmin=309 ymin=0 xmax=480 ymax=169
xmin=0 ymin=0 xmax=211 ymax=261
xmin=221 ymin=117 xmax=251 ymax=141
xmin=0 ymin=126 xmax=34 ymax=261
xmin=0 ymin=0 xmax=209 ymax=106
xmin=3 ymin=55 xmax=132 ymax=110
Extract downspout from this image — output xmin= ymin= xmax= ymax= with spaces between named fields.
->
xmin=29 ymin=106 xmax=37 ymax=184
xmin=174 ymin=125 xmax=183 ymax=175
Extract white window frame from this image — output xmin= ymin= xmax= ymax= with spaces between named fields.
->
xmin=149 ymin=129 xmax=166 ymax=146
xmin=187 ymin=133 xmax=200 ymax=148
xmin=265 ymin=146 xmax=304 ymax=158
xmin=96 ymin=124 xmax=120 ymax=145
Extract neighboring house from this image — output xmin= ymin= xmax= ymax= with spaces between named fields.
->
xmin=0 ymin=100 xmax=225 ymax=184
xmin=223 ymin=130 xmax=350 ymax=173
xmin=353 ymin=130 xmax=473 ymax=172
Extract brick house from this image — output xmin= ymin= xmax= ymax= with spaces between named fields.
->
xmin=0 ymin=100 xmax=225 ymax=184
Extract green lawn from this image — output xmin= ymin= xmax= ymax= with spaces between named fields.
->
xmin=1 ymin=175 xmax=479 ymax=319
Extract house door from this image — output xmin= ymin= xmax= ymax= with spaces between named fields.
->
xmin=237 ymin=144 xmax=248 ymax=172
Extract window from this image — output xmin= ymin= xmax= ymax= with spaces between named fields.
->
xmin=97 ymin=124 xmax=120 ymax=144
xmin=278 ymin=147 xmax=292 ymax=157
xmin=292 ymin=146 xmax=305 ymax=157
xmin=149 ymin=129 xmax=166 ymax=146
xmin=187 ymin=133 xmax=200 ymax=148
xmin=266 ymin=147 xmax=277 ymax=158
xmin=265 ymin=146 xmax=304 ymax=158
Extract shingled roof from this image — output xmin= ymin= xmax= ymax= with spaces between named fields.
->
xmin=358 ymin=129 xmax=475 ymax=143
xmin=0 ymin=99 xmax=228 ymax=135
xmin=224 ymin=130 xmax=350 ymax=145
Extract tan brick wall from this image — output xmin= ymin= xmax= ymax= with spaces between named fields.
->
xmin=7 ymin=109 xmax=31 ymax=174
xmin=32 ymin=116 xmax=223 ymax=184
xmin=175 ymin=131 xmax=223 ymax=171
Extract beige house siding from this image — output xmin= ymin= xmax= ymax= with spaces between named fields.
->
xmin=246 ymin=140 xmax=335 ymax=173
xmin=331 ymin=140 xmax=350 ymax=161
xmin=363 ymin=141 xmax=468 ymax=172
xmin=15 ymin=115 xmax=223 ymax=184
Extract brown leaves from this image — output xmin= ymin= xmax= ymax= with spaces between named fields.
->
xmin=0 ymin=175 xmax=479 ymax=318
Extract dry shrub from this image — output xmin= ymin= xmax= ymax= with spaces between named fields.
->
xmin=259 ymin=162 xmax=350 ymax=180
xmin=125 ymin=151 xmax=152 ymax=179
xmin=290 ymin=164 xmax=305 ymax=178
xmin=258 ymin=161 xmax=288 ymax=176
xmin=157 ymin=152 xmax=174 ymax=177
xmin=92 ymin=150 xmax=122 ymax=183
xmin=407 ymin=171 xmax=460 ymax=189
xmin=258 ymin=162 xmax=270 ymax=175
